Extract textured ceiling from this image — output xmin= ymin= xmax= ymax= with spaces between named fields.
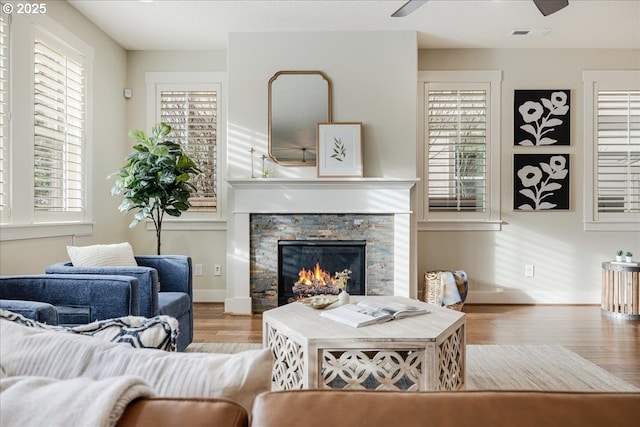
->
xmin=68 ymin=0 xmax=640 ymax=51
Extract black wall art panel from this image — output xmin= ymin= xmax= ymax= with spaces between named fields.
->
xmin=514 ymin=90 xmax=570 ymax=146
xmin=514 ymin=154 xmax=570 ymax=211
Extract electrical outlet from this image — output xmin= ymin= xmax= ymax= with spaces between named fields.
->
xmin=195 ymin=263 xmax=203 ymax=276
xmin=214 ymin=264 xmax=222 ymax=276
xmin=525 ymin=264 xmax=535 ymax=277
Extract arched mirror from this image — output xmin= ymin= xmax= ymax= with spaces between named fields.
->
xmin=268 ymin=71 xmax=332 ymax=166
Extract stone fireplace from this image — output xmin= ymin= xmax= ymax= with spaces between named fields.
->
xmin=252 ymin=214 xmax=392 ymax=312
xmin=225 ymin=178 xmax=417 ymax=314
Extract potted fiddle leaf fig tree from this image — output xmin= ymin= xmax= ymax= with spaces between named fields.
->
xmin=110 ymin=123 xmax=201 ymax=255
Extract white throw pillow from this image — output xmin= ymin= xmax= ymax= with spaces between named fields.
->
xmin=67 ymin=242 xmax=137 ymax=267
xmin=0 ymin=320 xmax=273 ymax=413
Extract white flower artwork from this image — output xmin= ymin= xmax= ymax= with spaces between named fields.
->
xmin=514 ymin=154 xmax=570 ymax=211
xmin=514 ymin=90 xmax=570 ymax=146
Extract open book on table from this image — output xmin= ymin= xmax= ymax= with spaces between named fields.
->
xmin=319 ymin=300 xmax=428 ymax=328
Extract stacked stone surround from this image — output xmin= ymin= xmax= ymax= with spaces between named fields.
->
xmin=250 ymin=213 xmax=395 ymax=313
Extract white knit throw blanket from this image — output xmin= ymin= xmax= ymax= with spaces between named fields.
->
xmin=0 ymin=319 xmax=273 ymax=414
xmin=0 ymin=375 xmax=152 ymax=427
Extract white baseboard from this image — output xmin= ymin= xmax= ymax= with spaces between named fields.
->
xmin=195 ymin=289 xmax=601 ymax=308
xmin=224 ymin=296 xmax=252 ymax=314
xmin=193 ymin=289 xmax=226 ymax=303
xmin=466 ymin=290 xmax=601 ymax=305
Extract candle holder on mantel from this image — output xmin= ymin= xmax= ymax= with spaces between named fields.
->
xmin=261 ymin=154 xmax=272 ymax=178
xmin=249 ymin=147 xmax=256 ymax=178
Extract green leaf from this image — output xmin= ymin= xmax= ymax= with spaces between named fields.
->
xmin=150 ymin=146 xmax=169 ymax=158
xmin=175 ymin=172 xmax=191 ymax=183
xmin=173 ymin=201 xmax=190 ymax=211
xmin=165 ymin=208 xmax=182 ymax=217
xmin=128 ymin=129 xmax=151 ymax=144
xmin=153 ymin=122 xmax=172 ymax=138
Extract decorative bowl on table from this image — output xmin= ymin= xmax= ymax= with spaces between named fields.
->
xmin=300 ymin=295 xmax=339 ymax=309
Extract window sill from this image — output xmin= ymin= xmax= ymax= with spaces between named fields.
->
xmin=144 ymin=218 xmax=227 ymax=232
xmin=0 ymin=222 xmax=94 ymax=241
xmin=583 ymin=221 xmax=640 ymax=232
xmin=418 ymin=220 xmax=502 ymax=231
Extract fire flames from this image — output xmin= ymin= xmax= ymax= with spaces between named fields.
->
xmin=297 ymin=263 xmax=333 ymax=287
xmin=292 ymin=263 xmax=351 ymax=300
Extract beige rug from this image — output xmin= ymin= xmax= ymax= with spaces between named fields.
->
xmin=187 ymin=343 xmax=638 ymax=392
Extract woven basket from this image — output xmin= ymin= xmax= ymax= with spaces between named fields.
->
xmin=422 ymin=271 xmax=465 ymax=311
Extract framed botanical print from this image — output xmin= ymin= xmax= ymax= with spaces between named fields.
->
xmin=317 ymin=123 xmax=363 ymax=177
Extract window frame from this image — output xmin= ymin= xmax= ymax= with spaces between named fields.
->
xmin=145 ymin=71 xmax=227 ymax=230
xmin=417 ymin=70 xmax=502 ymax=231
xmin=1 ymin=13 xmax=93 ymax=241
xmin=0 ymin=11 xmax=10 ymax=224
xmin=583 ymin=70 xmax=640 ymax=231
xmin=32 ymin=30 xmax=87 ymax=222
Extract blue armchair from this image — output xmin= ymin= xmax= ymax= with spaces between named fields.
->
xmin=0 ymin=274 xmax=140 ymax=325
xmin=45 ymin=255 xmax=193 ymax=351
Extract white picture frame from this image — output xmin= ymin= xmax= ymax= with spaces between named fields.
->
xmin=317 ymin=122 xmax=363 ymax=177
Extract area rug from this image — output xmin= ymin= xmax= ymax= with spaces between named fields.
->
xmin=186 ymin=343 xmax=638 ymax=392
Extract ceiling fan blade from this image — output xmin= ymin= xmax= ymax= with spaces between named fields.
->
xmin=532 ymin=0 xmax=569 ymax=16
xmin=391 ymin=0 xmax=429 ymax=18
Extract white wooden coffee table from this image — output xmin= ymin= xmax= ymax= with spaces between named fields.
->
xmin=263 ymin=296 xmax=465 ymax=391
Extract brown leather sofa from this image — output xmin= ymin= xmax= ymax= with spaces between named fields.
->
xmin=117 ymin=390 xmax=640 ymax=427
xmin=117 ymin=397 xmax=248 ymax=427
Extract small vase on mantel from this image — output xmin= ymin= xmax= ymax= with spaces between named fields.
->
xmin=339 ymin=291 xmax=350 ymax=305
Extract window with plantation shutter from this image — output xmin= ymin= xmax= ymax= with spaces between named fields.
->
xmin=160 ymin=89 xmax=217 ymax=211
xmin=33 ymin=36 xmax=86 ymax=216
xmin=0 ymin=12 xmax=8 ymax=220
xmin=418 ymin=71 xmax=501 ymax=231
xmin=0 ymin=15 xmax=93 ymax=240
xmin=596 ymin=91 xmax=640 ymax=213
xmin=584 ymin=71 xmax=640 ymax=231
xmin=426 ymin=87 xmax=487 ymax=213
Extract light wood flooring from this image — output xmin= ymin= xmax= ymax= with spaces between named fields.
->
xmin=193 ymin=303 xmax=640 ymax=388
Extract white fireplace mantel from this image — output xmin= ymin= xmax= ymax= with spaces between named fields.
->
xmin=224 ymin=177 xmax=419 ymax=314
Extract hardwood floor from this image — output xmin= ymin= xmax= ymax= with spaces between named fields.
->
xmin=193 ymin=303 xmax=640 ymax=388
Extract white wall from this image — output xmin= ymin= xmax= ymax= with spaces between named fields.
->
xmin=417 ymin=48 xmax=640 ymax=304
xmin=225 ymin=31 xmax=419 ymax=309
xmin=0 ymin=1 xmax=129 ymax=274
xmin=125 ymin=50 xmax=228 ymax=301
xmin=227 ymin=31 xmax=418 ymax=180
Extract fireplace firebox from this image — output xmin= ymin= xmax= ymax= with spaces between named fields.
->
xmin=278 ymin=240 xmax=366 ymax=306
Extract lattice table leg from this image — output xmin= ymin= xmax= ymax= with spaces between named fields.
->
xmin=437 ymin=325 xmax=465 ymax=390
xmin=266 ymin=325 xmax=305 ymax=390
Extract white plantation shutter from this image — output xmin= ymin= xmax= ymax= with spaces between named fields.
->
xmin=0 ymin=12 xmax=8 ymax=218
xmin=33 ymin=36 xmax=86 ymax=214
xmin=160 ymin=89 xmax=217 ymax=210
xmin=596 ymin=90 xmax=640 ymax=214
xmin=426 ymin=85 xmax=487 ymax=213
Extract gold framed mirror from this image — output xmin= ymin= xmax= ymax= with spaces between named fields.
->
xmin=268 ymin=71 xmax=332 ymax=166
